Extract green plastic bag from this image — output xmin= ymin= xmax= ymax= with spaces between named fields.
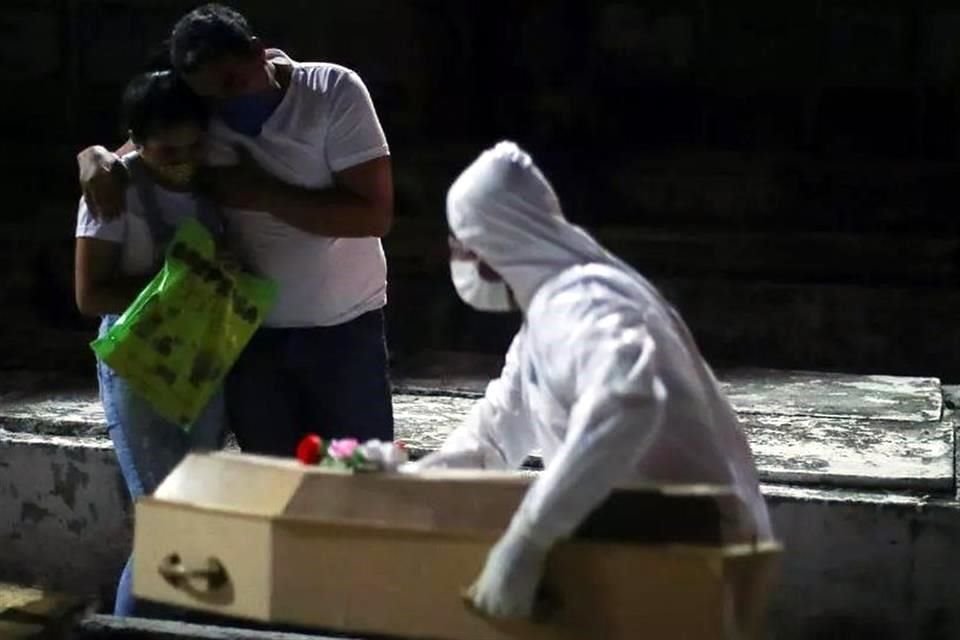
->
xmin=91 ymin=219 xmax=277 ymax=428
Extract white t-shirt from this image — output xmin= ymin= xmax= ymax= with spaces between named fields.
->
xmin=75 ymin=154 xmax=202 ymax=276
xmin=206 ymin=51 xmax=390 ymax=328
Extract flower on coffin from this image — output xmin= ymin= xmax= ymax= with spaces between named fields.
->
xmin=357 ymin=439 xmax=386 ymax=465
xmin=382 ymin=442 xmax=408 ymax=469
xmin=357 ymin=439 xmax=410 ymax=470
xmin=296 ymin=435 xmax=409 ymax=472
xmin=295 ymin=434 xmax=324 ymax=465
xmin=328 ymin=438 xmax=359 ymax=461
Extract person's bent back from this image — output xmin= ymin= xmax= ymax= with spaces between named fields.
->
xmin=411 ymin=141 xmax=772 ymax=619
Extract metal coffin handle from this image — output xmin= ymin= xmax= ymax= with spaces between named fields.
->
xmin=158 ymin=553 xmax=228 ymax=593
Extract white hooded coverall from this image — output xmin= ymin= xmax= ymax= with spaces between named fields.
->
xmin=416 ymin=141 xmax=773 ymax=617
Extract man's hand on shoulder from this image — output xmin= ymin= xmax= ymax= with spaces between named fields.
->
xmin=78 ymin=145 xmax=128 ymax=220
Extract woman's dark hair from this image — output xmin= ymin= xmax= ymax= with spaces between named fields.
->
xmin=121 ymin=70 xmax=209 ymax=143
xmin=170 ymin=4 xmax=259 ymax=74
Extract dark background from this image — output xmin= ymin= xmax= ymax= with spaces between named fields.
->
xmin=3 ymin=1 xmax=960 ymax=378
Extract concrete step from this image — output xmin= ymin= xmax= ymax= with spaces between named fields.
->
xmin=2 ymin=361 xmax=951 ymax=492
xmin=0 ymin=582 xmax=93 ymax=639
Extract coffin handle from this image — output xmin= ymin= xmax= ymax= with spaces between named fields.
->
xmin=158 ymin=553 xmax=228 ymax=592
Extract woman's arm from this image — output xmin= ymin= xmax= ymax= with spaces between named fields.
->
xmin=74 ymin=237 xmax=150 ymax=316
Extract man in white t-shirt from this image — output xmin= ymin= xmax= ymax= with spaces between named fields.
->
xmin=77 ymin=3 xmax=394 ymax=456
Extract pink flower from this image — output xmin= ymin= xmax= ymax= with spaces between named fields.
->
xmin=328 ymin=438 xmax=359 ymax=460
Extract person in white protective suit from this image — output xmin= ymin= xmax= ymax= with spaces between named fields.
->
xmin=409 ymin=141 xmax=774 ymax=620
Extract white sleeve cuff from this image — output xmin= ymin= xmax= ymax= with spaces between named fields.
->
xmin=329 ymin=145 xmax=390 ymax=173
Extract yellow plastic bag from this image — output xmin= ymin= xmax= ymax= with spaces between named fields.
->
xmin=91 ymin=219 xmax=277 ymax=427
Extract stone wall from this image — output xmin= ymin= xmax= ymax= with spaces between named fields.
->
xmin=3 ymin=1 xmax=960 ymax=377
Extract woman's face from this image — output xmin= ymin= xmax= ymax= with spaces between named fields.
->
xmin=137 ymin=122 xmax=206 ymax=187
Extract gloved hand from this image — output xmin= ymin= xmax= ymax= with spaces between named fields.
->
xmin=467 ymin=519 xmax=552 ymax=620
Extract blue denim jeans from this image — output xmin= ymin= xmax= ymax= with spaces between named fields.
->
xmin=97 ymin=315 xmax=227 ymax=617
xmin=226 ymin=308 xmax=394 ymax=457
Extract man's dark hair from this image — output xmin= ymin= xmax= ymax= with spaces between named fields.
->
xmin=121 ymin=70 xmax=209 ymax=143
xmin=143 ymin=38 xmax=173 ymax=73
xmin=170 ymin=4 xmax=258 ymax=74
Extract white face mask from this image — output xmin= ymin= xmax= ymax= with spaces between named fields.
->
xmin=450 ymin=259 xmax=514 ymax=312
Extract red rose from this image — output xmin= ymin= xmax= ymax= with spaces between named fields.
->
xmin=296 ymin=434 xmax=324 ymax=465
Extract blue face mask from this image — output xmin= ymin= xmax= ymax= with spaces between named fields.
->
xmin=217 ymin=88 xmax=283 ymax=137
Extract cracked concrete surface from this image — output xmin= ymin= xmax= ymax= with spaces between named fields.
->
xmin=2 ymin=368 xmax=950 ymax=489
